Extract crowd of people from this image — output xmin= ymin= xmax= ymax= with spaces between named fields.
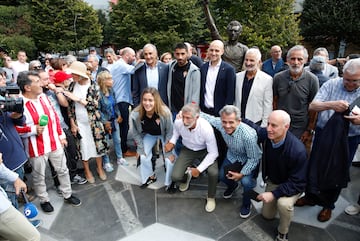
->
xmin=0 ymin=34 xmax=359 ymax=241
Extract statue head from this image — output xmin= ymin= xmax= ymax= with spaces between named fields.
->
xmin=226 ymin=21 xmax=242 ymax=42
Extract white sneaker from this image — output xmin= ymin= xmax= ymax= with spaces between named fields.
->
xmin=205 ymin=197 xmax=216 ymax=212
xmin=345 ymin=204 xmax=360 ymax=215
xmin=179 ymin=168 xmax=192 ymax=192
xmin=117 ymin=158 xmax=128 ymax=166
xmin=104 ymin=163 xmax=114 ymax=173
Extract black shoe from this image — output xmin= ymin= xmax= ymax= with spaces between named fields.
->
xmin=40 ymin=201 xmax=54 ymax=213
xmin=140 ymin=176 xmax=157 ymax=189
xmin=223 ymin=183 xmax=239 ymax=199
xmin=64 ymin=195 xmax=81 ymax=207
xmin=352 ymin=162 xmax=360 ymax=167
xmin=165 ymin=182 xmax=177 ymax=194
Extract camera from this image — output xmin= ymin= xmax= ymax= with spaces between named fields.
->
xmin=0 ymin=86 xmax=24 ymax=113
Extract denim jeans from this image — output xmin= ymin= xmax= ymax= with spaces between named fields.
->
xmin=117 ymin=102 xmax=130 ymax=152
xmin=1 ymin=166 xmax=24 ymax=209
xmin=220 ymin=158 xmax=256 ymax=207
xmin=140 ymin=134 xmax=174 ymax=186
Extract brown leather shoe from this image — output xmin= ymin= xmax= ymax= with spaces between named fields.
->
xmin=295 ymin=196 xmax=316 ymax=207
xmin=317 ymin=208 xmax=332 ymax=222
xmin=123 ymin=150 xmax=137 ymax=157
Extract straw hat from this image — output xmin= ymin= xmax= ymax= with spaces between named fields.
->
xmin=67 ymin=61 xmax=89 ymax=79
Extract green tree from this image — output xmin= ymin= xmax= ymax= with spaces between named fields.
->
xmin=108 ymin=0 xmax=207 ymax=53
xmin=301 ymin=0 xmax=360 ymax=57
xmin=26 ymin=0 xmax=103 ymax=53
xmin=205 ymin=0 xmax=301 ymax=56
xmin=0 ymin=5 xmax=36 ymax=58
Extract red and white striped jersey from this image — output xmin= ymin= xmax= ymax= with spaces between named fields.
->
xmin=16 ymin=93 xmax=65 ymax=158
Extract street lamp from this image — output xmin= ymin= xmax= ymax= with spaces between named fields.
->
xmin=73 ymin=13 xmax=81 ymax=55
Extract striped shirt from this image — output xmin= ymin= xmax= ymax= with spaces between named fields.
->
xmin=16 ymin=93 xmax=65 ymax=157
xmin=314 ymin=78 xmax=360 ymax=136
xmin=201 ymin=112 xmax=262 ymax=175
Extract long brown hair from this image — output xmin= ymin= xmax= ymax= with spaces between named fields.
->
xmin=134 ymin=87 xmax=169 ymax=119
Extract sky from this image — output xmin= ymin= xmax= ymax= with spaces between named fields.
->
xmin=84 ymin=0 xmax=109 ymax=10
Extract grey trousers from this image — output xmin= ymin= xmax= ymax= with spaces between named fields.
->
xmin=171 ymin=146 xmax=218 ymax=198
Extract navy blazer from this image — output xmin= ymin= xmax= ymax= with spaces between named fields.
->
xmin=200 ymin=61 xmax=236 ymax=116
xmin=132 ymin=61 xmax=169 ymax=107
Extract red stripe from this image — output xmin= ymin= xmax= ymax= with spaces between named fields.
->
xmin=25 ymin=101 xmax=44 ymax=156
xmin=39 ymin=96 xmax=57 ymax=151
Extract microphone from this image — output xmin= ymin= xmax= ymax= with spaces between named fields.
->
xmin=38 ymin=114 xmax=49 ymax=126
xmin=21 ymin=190 xmax=38 ymax=219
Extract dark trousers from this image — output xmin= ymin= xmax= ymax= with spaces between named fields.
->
xmin=50 ymin=128 xmax=81 ymax=185
xmin=117 ymin=102 xmax=130 ymax=152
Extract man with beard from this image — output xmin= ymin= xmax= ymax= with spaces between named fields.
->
xmin=165 ymin=103 xmax=218 ymax=212
xmin=234 ymin=48 xmax=273 ymax=127
xmin=273 ymin=45 xmax=319 ymax=150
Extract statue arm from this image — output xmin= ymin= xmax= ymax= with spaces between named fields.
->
xmin=203 ymin=0 xmax=222 ymax=40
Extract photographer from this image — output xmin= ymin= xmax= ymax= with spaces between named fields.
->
xmin=0 ymin=68 xmax=28 ymax=210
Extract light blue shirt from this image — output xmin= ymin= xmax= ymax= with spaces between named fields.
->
xmin=314 ymin=78 xmax=360 ymax=136
xmin=110 ymin=59 xmax=135 ymax=104
xmin=200 ymin=112 xmax=262 ymax=175
xmin=0 ymin=163 xmax=18 ymax=214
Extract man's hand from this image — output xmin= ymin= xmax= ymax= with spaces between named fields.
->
xmin=10 ymin=112 xmax=23 ymax=119
xmin=257 ymin=192 xmax=275 ymax=203
xmin=226 ymin=171 xmax=243 ymax=181
xmin=345 ymin=112 xmax=360 ymax=125
xmin=164 ymin=142 xmax=175 ymax=152
xmin=104 ymin=122 xmax=112 ymax=134
xmin=36 ymin=125 xmax=45 ymax=135
xmin=14 ymin=178 xmax=27 ymax=195
xmin=331 ymin=100 xmax=349 ymax=112
xmin=300 ymin=130 xmax=312 ymax=143
xmin=117 ymin=116 xmax=123 ymax=123
xmin=190 ymin=167 xmax=200 ymax=178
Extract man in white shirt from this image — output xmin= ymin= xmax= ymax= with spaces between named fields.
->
xmin=165 ymin=103 xmax=219 ymax=212
xmin=12 ymin=50 xmax=29 ymax=82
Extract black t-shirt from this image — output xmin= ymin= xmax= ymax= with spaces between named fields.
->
xmin=171 ymin=62 xmax=190 ymax=113
xmin=241 ymin=74 xmax=254 ymax=118
xmin=142 ymin=113 xmax=161 ymax=136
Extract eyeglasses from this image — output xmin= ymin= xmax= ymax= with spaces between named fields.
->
xmin=343 ymin=78 xmax=360 ymax=84
xmin=34 ymin=66 xmax=42 ymax=70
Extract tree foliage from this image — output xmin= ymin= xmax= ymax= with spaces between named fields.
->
xmin=108 ymin=0 xmax=207 ymax=53
xmin=207 ymin=0 xmax=301 ymax=56
xmin=26 ymin=0 xmax=103 ymax=53
xmin=301 ymin=0 xmax=360 ymax=55
xmin=0 ymin=5 xmax=36 ymax=58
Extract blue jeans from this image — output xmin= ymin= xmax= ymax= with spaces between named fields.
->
xmin=220 ymin=158 xmax=256 ymax=207
xmin=102 ymin=121 xmax=123 ymax=165
xmin=140 ymin=134 xmax=174 ymax=186
xmin=1 ymin=166 xmax=24 ymax=209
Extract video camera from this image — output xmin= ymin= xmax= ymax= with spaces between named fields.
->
xmin=0 ymin=86 xmax=24 ymax=113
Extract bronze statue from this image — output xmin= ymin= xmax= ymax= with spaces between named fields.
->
xmin=203 ymin=0 xmax=248 ymax=72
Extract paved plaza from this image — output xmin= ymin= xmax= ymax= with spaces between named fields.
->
xmin=23 ymin=142 xmax=360 ymax=241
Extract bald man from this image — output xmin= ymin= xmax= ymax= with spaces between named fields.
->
xmin=262 ymin=45 xmax=285 ymax=77
xmin=200 ymin=40 xmax=236 ymax=117
xmin=241 ymin=110 xmax=308 ymax=241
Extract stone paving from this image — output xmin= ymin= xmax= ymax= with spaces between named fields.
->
xmin=27 ymin=151 xmax=360 ymax=241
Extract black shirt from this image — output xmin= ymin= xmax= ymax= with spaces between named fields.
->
xmin=241 ymin=74 xmax=254 ymax=118
xmin=171 ymin=62 xmax=190 ymax=113
xmin=142 ymin=113 xmax=161 ymax=136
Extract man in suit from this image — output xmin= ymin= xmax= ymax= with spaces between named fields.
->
xmin=262 ymin=45 xmax=285 ymax=78
xmin=132 ymin=43 xmax=169 ymax=107
xmin=200 ymin=40 xmax=236 ymax=117
xmin=87 ymin=54 xmax=108 ymax=83
xmin=234 ymin=48 xmax=273 ymax=127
